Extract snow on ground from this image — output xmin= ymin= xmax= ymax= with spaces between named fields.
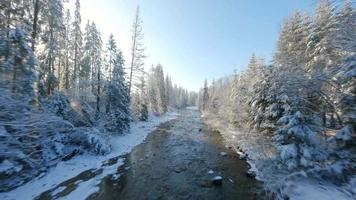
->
xmin=284 ymin=178 xmax=354 ymax=200
xmin=202 ymin=113 xmax=355 ymax=200
xmin=0 ymin=112 xmax=178 ymax=200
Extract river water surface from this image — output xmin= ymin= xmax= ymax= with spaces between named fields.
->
xmin=88 ymin=108 xmax=263 ymax=200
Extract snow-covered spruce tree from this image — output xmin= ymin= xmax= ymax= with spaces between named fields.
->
xmin=0 ymin=27 xmax=37 ymax=101
xmin=332 ymin=55 xmax=356 ymax=148
xmin=62 ymin=9 xmax=72 ymax=90
xmin=229 ymin=68 xmax=241 ymax=125
xmin=273 ymin=111 xmax=327 ymax=170
xmin=155 ymin=64 xmax=167 ymax=114
xmin=39 ymin=0 xmax=64 ymax=96
xmin=71 ymin=0 xmax=83 ymax=94
xmin=81 ymin=21 xmax=94 ymax=100
xmin=229 ymin=54 xmax=264 ymax=128
xmin=146 ymin=65 xmax=167 ymax=115
xmin=82 ymin=22 xmax=102 ymax=114
xmin=0 ymin=0 xmax=32 ymax=36
xmin=249 ymin=65 xmax=276 ymax=131
xmin=201 ymin=79 xmax=209 ymax=111
xmin=188 ymin=91 xmax=198 ymax=106
xmin=78 ymin=21 xmax=102 ymax=101
xmin=102 ymin=34 xmax=130 ymax=132
xmin=333 ymin=1 xmax=356 ymax=55
xmin=131 ymin=76 xmax=148 ymax=121
xmin=147 ymin=67 xmax=158 ymax=114
xmin=165 ymin=75 xmax=172 ymax=109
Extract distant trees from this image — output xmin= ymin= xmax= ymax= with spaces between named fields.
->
xmin=199 ymin=0 xmax=355 ymax=175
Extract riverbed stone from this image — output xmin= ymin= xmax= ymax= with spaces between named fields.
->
xmin=211 ymin=176 xmax=223 ymax=186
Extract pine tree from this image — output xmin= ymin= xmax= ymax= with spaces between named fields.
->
xmin=0 ymin=27 xmax=37 ymax=101
xmin=128 ymin=5 xmax=145 ymax=96
xmin=202 ymin=80 xmax=209 ymax=111
xmin=333 ymin=1 xmax=356 ymax=54
xmin=274 ymin=111 xmax=327 ymax=170
xmin=155 ymin=64 xmax=167 ymax=114
xmin=71 ymin=0 xmax=83 ymax=93
xmin=104 ymin=35 xmax=130 ymax=133
xmin=63 ymin=9 xmax=71 ymax=90
xmin=165 ymin=75 xmax=172 ymax=109
xmin=307 ymin=0 xmax=337 ymax=72
xmin=132 ymin=76 xmax=148 ymax=121
xmin=81 ymin=21 xmax=93 ymax=96
xmin=90 ymin=22 xmax=102 ymax=115
xmin=40 ymin=0 xmax=64 ymax=95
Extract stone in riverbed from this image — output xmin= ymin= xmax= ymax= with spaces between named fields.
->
xmin=220 ymin=152 xmax=227 ymax=156
xmin=211 ymin=176 xmax=223 ymax=186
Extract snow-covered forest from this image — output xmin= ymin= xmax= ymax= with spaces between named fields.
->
xmin=0 ymin=0 xmax=355 ymax=199
xmin=198 ymin=0 xmax=355 ymax=198
xmin=0 ymin=0 xmax=196 ymax=193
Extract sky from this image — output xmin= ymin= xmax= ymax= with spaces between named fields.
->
xmin=67 ymin=0 xmax=318 ymax=91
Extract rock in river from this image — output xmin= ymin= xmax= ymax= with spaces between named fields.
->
xmin=211 ymin=176 xmax=223 ymax=186
xmin=220 ymin=152 xmax=227 ymax=156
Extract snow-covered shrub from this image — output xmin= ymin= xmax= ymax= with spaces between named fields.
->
xmin=105 ymin=83 xmax=130 ymax=133
xmin=41 ymin=93 xmax=95 ymax=127
xmin=0 ymin=87 xmax=111 ymax=191
xmin=41 ymin=91 xmax=71 ymax=116
xmin=65 ymin=128 xmax=111 ymax=155
xmin=273 ymin=111 xmax=328 ymax=170
xmin=334 ymin=55 xmax=356 ymax=144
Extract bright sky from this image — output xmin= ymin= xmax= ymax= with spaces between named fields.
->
xmin=67 ymin=0 xmax=318 ymax=91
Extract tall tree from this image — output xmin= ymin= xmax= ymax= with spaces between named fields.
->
xmin=63 ymin=9 xmax=71 ymax=90
xmin=71 ymin=0 xmax=83 ymax=92
xmin=0 ymin=27 xmax=37 ymax=100
xmin=104 ymin=35 xmax=130 ymax=133
xmin=128 ymin=5 xmax=145 ymax=96
xmin=40 ymin=0 xmax=64 ymax=95
xmin=155 ymin=64 xmax=167 ymax=114
xmin=202 ymin=80 xmax=209 ymax=111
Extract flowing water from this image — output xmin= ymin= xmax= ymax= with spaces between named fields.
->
xmin=88 ymin=108 xmax=263 ymax=200
xmin=35 ymin=108 xmax=263 ymax=200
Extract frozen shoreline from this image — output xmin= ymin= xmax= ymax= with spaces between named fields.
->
xmin=202 ymin=113 xmax=355 ymax=200
xmin=0 ymin=112 xmax=178 ymax=200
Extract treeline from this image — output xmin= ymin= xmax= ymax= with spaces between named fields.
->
xmin=0 ymin=0 xmax=196 ymax=133
xmin=199 ymin=0 xmax=355 ymax=180
xmin=132 ymin=64 xmax=197 ymax=120
xmin=0 ymin=0 xmax=197 ymax=190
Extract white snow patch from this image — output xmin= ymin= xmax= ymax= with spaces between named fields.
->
xmin=0 ymin=160 xmax=22 ymax=174
xmin=203 ymin=113 xmax=355 ymax=199
xmin=220 ymin=152 xmax=227 ymax=156
xmin=0 ymin=112 xmax=178 ymax=200
xmin=186 ymin=106 xmax=198 ymax=110
xmin=51 ymin=186 xmax=66 ymax=197
xmin=285 ymin=179 xmax=354 ymax=200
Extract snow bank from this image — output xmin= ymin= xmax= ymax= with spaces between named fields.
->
xmin=202 ymin=113 xmax=355 ymax=200
xmin=284 ymin=178 xmax=355 ymax=200
xmin=0 ymin=112 xmax=178 ymax=200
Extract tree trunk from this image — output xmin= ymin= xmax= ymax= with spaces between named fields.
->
xmin=31 ymin=0 xmax=40 ymax=51
xmin=96 ymin=66 xmax=101 ymax=116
